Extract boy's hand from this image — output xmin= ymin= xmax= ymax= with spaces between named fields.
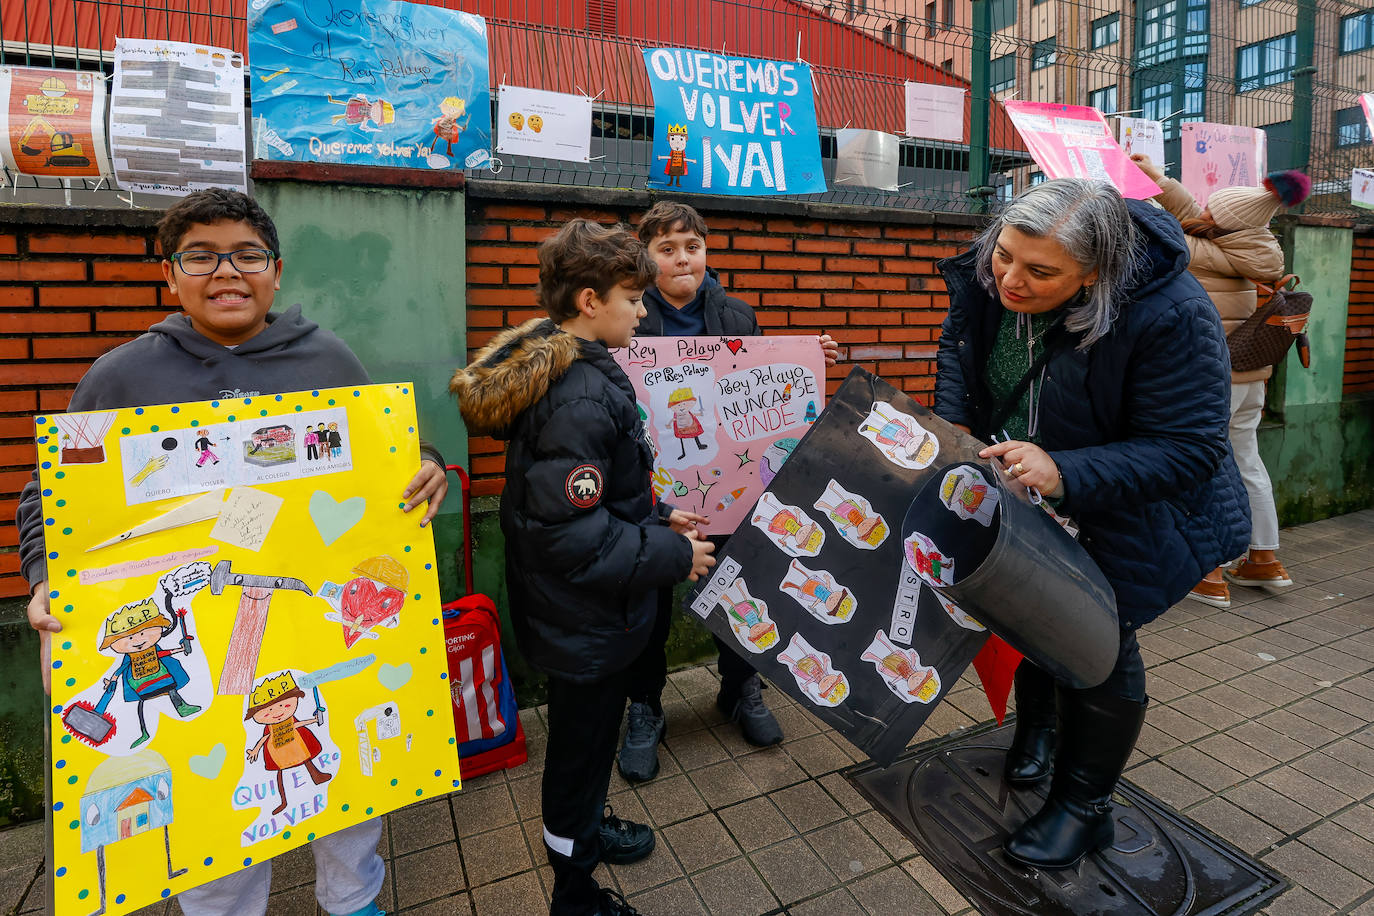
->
xmin=819 ymin=334 xmax=841 ymax=367
xmin=401 ymin=459 xmax=449 ymax=527
xmin=28 ymin=581 xmax=60 ymax=695
xmin=684 ymin=529 xmax=716 ymax=582
xmin=668 ymin=509 xmax=708 ymax=535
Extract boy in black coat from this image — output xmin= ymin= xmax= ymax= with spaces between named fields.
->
xmin=451 ymin=219 xmax=714 ymax=916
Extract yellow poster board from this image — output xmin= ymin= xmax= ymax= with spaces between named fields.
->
xmin=35 ymin=383 xmax=459 ymax=915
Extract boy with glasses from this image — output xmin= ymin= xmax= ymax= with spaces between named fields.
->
xmin=18 ymin=188 xmax=446 ymax=916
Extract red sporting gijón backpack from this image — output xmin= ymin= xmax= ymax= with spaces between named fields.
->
xmin=441 ymin=466 xmax=527 ymax=779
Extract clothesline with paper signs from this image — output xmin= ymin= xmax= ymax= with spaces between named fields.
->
xmin=496 ymin=85 xmax=592 ymax=164
xmin=0 ymin=66 xmax=113 ymax=180
xmin=1179 ymin=122 xmax=1266 ymax=208
xmin=1001 ymin=100 xmax=1160 ymax=199
xmin=110 ymin=39 xmax=247 ymax=195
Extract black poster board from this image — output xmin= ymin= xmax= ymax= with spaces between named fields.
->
xmin=688 ymin=367 xmax=993 ymax=766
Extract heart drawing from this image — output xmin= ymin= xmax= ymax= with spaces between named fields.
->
xmin=189 ymin=743 xmax=227 ymax=780
xmin=309 ymin=491 xmax=366 ymax=546
xmin=725 ymin=338 xmax=744 ymax=355
xmin=378 ymin=662 xmax=413 ymax=691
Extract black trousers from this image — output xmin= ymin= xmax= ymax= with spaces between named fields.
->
xmin=542 ymin=670 xmax=629 ymax=915
xmin=1025 ymin=626 xmax=1146 ymax=702
xmin=624 ymin=585 xmax=755 ymax=710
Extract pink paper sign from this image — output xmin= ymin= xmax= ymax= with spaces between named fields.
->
xmin=1361 ymin=93 xmax=1374 ymax=137
xmin=1180 ymin=122 xmax=1267 ymax=208
xmin=1002 ymin=100 xmax=1161 ymax=200
xmin=613 ymin=335 xmax=826 ymax=537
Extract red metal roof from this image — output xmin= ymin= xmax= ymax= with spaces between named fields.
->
xmin=4 ymin=0 xmax=1014 ymax=145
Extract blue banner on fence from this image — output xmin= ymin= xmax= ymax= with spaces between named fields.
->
xmin=641 ymin=48 xmax=826 ymax=196
xmin=247 ymin=0 xmax=491 ymax=171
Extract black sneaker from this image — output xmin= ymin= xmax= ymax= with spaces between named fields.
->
xmin=598 ymin=805 xmax=655 ymax=865
xmin=717 ymin=675 xmax=783 ymax=747
xmin=596 ymin=887 xmax=643 ymax=915
xmin=617 ymin=701 xmax=665 ymax=782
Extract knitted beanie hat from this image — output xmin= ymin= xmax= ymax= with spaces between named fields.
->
xmin=1207 ymin=169 xmax=1312 ymax=230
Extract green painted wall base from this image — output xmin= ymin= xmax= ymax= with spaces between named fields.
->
xmin=1259 ymin=396 xmax=1374 ymax=525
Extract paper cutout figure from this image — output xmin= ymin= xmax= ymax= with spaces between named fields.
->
xmin=903 ymin=531 xmax=955 ymax=587
xmin=53 ymin=411 xmax=116 ymax=465
xmin=326 ymin=93 xmax=394 ymax=132
xmin=318 ymin=555 xmax=409 ymax=648
xmin=88 ymin=489 xmax=225 ymax=552
xmin=863 ymin=630 xmax=941 ymax=704
xmin=932 ymin=589 xmax=985 ymax=632
xmin=658 ymin=122 xmax=696 ymax=187
xmin=209 ymin=487 xmax=284 ymax=551
xmin=193 ymin=429 xmax=221 ymax=467
xmin=714 ymin=577 xmax=780 ymax=653
xmin=939 ymin=466 xmax=999 ymax=527
xmin=243 ymin=671 xmax=334 ymax=817
xmin=714 ymin=486 xmax=747 ymax=513
xmin=354 ymin=701 xmax=402 ymax=777
xmin=777 ymin=633 xmax=849 ymax=706
xmin=80 ymin=750 xmax=186 ymax=915
xmin=858 ymin=402 xmax=939 ymax=469
xmin=211 ymin=559 xmax=315 ymax=696
xmin=814 ymin=479 xmax=889 ymax=548
xmin=63 ymin=563 xmax=212 ymax=751
xmin=750 ymin=492 xmax=824 ymax=558
xmin=779 ymin=559 xmax=855 ymax=624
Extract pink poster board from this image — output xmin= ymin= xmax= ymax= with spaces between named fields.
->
xmin=613 ymin=335 xmax=826 ymax=537
xmin=1001 ymin=100 xmax=1160 ymax=199
xmin=1180 ymin=122 xmax=1267 ymax=208
xmin=1361 ymin=93 xmax=1374 ymax=138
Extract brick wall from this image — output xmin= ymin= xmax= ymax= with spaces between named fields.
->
xmin=0 ymin=213 xmax=170 ymax=598
xmin=463 ymin=190 xmax=981 ymax=497
xmin=1347 ymin=231 xmax=1374 ymax=396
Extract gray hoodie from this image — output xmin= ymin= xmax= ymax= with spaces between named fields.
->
xmin=16 ymin=305 xmax=441 ymax=587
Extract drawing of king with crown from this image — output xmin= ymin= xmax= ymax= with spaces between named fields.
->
xmin=659 ymin=123 xmax=697 ymax=187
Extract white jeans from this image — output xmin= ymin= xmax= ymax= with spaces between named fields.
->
xmin=1229 ymin=381 xmax=1280 ymax=552
xmin=176 ymin=818 xmax=384 ymax=916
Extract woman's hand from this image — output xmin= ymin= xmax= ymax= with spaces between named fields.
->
xmin=980 ymin=440 xmax=1064 ymax=498
xmin=819 ymin=334 xmax=841 ymax=367
xmin=1130 ymin=153 xmax=1165 ymax=182
xmin=668 ymin=508 xmax=708 ymax=535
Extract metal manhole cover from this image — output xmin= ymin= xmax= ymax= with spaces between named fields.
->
xmin=847 ymin=722 xmax=1287 ymax=915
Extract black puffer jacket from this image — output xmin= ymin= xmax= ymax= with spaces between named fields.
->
xmin=638 ymin=268 xmax=761 ymax=336
xmin=934 ymin=200 xmax=1250 ymax=627
xmin=451 ymin=319 xmax=693 ymax=683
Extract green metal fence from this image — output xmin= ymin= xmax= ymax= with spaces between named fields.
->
xmin=0 ymin=0 xmax=1369 ymax=218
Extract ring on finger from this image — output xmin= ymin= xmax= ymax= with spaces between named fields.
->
xmin=1010 ymin=461 xmax=1026 ymax=477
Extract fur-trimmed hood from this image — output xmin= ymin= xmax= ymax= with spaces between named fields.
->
xmin=450 ymin=318 xmax=582 ymax=436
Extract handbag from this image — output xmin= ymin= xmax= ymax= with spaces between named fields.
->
xmin=1227 ymin=274 xmax=1312 ymax=372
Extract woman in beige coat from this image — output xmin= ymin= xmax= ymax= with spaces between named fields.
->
xmin=1132 ymin=154 xmax=1309 ymax=608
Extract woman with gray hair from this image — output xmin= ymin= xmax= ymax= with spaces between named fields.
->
xmin=934 ymin=178 xmax=1249 ymax=869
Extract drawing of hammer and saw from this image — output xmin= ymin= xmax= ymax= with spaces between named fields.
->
xmin=211 ymin=559 xmax=314 ymax=696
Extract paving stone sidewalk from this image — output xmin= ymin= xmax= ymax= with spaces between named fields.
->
xmin=4 ymin=510 xmax=1373 ymax=916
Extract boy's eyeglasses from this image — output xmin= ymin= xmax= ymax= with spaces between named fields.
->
xmin=171 ymin=248 xmax=276 ymax=275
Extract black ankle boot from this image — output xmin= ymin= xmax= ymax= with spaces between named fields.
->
xmin=1004 ymin=662 xmax=1057 ymax=788
xmin=1003 ymin=689 xmax=1147 ymax=869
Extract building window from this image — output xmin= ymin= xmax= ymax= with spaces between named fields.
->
xmin=1240 ymin=0 xmax=1265 ymax=6
xmin=1138 ymin=0 xmax=1178 ymax=66
xmin=925 ymin=2 xmax=937 ymax=35
xmin=1032 ymin=38 xmax=1057 ymax=70
xmin=1029 ymin=171 xmax=1046 ymax=186
xmin=941 ymin=57 xmax=955 ymax=72
xmin=1342 ymin=10 xmax=1374 ymax=54
xmin=1336 ymin=106 xmax=1373 ymax=147
xmin=1092 ymin=13 xmax=1119 ymax=48
xmin=943 ymin=0 xmax=955 ymax=27
xmin=1237 ymin=33 xmax=1296 ymax=92
xmin=1089 ymin=85 xmax=1119 ymax=114
xmin=882 ymin=24 xmax=893 ymax=44
xmin=990 ymin=53 xmax=1015 ymax=93
xmin=990 ymin=0 xmax=1015 ymax=32
xmin=897 ymin=18 xmax=909 ymax=44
